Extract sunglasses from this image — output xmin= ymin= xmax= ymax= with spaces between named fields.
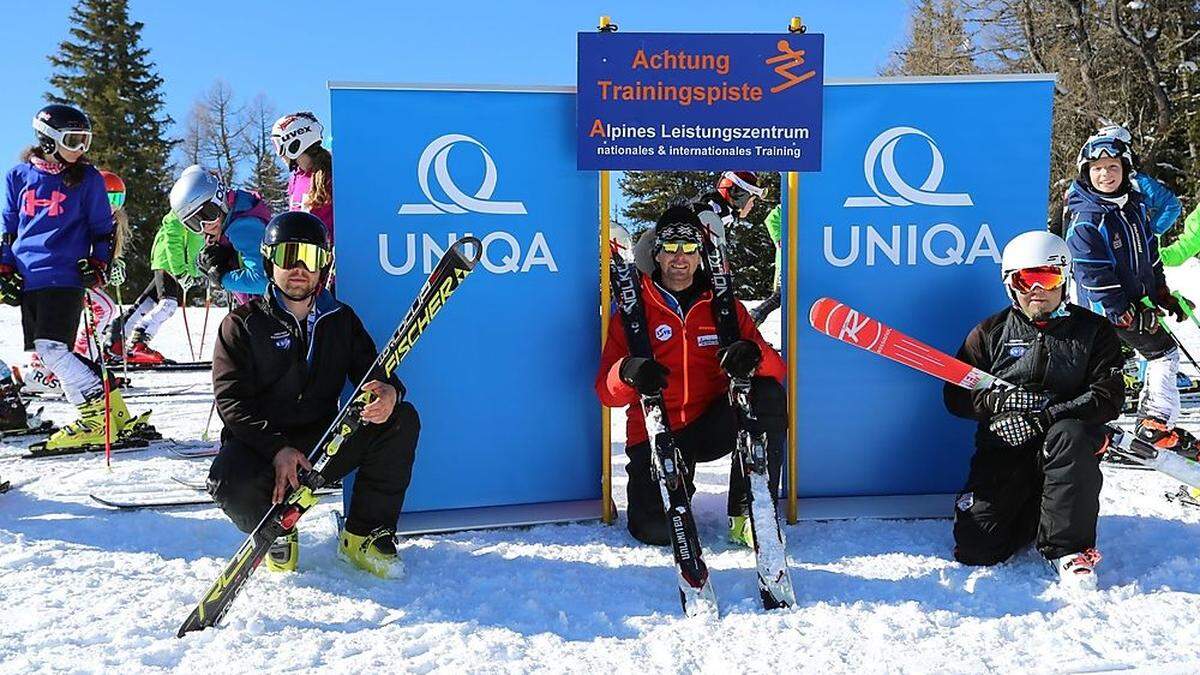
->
xmin=264 ymin=241 xmax=332 ymax=272
xmin=181 ymin=201 xmax=226 ymax=233
xmin=660 ymin=241 xmax=701 ymax=255
xmin=107 ymin=192 xmax=125 ymax=209
xmin=1005 ymin=266 xmax=1066 ymax=294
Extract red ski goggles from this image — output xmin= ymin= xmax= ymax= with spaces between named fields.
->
xmin=1005 ymin=266 xmax=1067 ymax=294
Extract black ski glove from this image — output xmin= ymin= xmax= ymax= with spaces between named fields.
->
xmin=1156 ymin=287 xmax=1188 ymax=323
xmin=197 ymin=243 xmax=238 ymax=289
xmin=978 ymin=384 xmax=1051 ymax=447
xmin=988 ymin=411 xmax=1048 ymax=448
xmin=1115 ymin=305 xmax=1160 ymax=335
xmin=717 ymin=340 xmax=762 ymax=379
xmin=619 ymin=357 xmax=670 ymax=395
xmin=0 ymin=263 xmax=22 ymax=306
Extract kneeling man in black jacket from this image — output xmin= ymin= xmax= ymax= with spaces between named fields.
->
xmin=207 ymin=212 xmax=418 ymax=579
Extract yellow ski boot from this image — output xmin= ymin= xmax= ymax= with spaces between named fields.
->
xmin=338 ymin=527 xmax=403 ymax=579
xmin=266 ymin=531 xmax=299 ymax=573
xmin=730 ymin=515 xmax=755 ymax=549
xmin=43 ymin=389 xmax=131 ymax=450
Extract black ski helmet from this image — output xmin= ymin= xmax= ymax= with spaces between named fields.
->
xmin=32 ymin=104 xmax=91 ymax=156
xmin=260 ymin=211 xmax=333 ymax=295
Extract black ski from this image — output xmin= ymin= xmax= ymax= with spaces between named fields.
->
xmin=176 ymin=235 xmax=481 ymax=637
xmin=91 ymin=485 xmax=342 ymax=510
xmin=609 ymin=224 xmax=718 ymax=618
xmin=115 ymin=361 xmax=212 ymax=372
xmin=169 ymin=446 xmax=219 ymax=460
xmin=695 ymin=209 xmax=795 ymax=610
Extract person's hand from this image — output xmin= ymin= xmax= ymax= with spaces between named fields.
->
xmin=619 ymin=357 xmax=670 ymax=395
xmin=1156 ymin=287 xmax=1188 ymax=323
xmin=0 ymin=263 xmax=21 ymax=306
xmin=717 ymin=340 xmax=762 ymax=379
xmin=979 ymin=384 xmax=1048 ymax=416
xmin=77 ymin=257 xmax=108 ymax=288
xmin=271 ymin=446 xmax=313 ymax=504
xmin=988 ymin=411 xmax=1048 ymax=447
xmin=1114 ymin=306 xmax=1160 ymax=334
xmin=360 ymin=380 xmax=397 ymax=424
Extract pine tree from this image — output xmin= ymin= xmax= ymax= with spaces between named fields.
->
xmin=46 ymin=0 xmax=173 ymax=294
xmin=244 ymin=95 xmax=289 ymax=213
xmin=619 ymin=171 xmax=780 ymax=298
xmin=881 ymin=0 xmax=979 ymax=76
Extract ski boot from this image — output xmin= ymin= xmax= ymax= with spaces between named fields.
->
xmin=729 ymin=515 xmax=755 ymax=549
xmin=42 ymin=389 xmax=132 ymax=450
xmin=266 ymin=530 xmax=299 ymax=573
xmin=1172 ymin=427 xmax=1199 ymax=462
xmin=1135 ymin=416 xmax=1181 ymax=451
xmin=338 ymin=526 xmax=403 ymax=579
xmin=1051 ymin=548 xmax=1101 ymax=591
xmin=0 ymin=384 xmax=29 ymax=432
xmin=126 ymin=336 xmax=165 ymax=362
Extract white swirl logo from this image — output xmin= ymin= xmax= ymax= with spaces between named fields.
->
xmin=398 ymin=134 xmax=527 ymax=215
xmin=843 ymin=126 xmax=974 ymax=208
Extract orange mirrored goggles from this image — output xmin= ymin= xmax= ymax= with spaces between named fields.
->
xmin=1006 ymin=266 xmax=1066 ymax=293
xmin=659 ymin=241 xmax=701 ymax=255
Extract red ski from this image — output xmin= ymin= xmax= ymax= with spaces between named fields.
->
xmin=807 ymin=296 xmax=1200 ymax=490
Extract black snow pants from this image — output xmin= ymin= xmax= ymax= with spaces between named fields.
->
xmin=953 ymin=418 xmax=1106 ymax=564
xmin=625 ymin=376 xmax=788 ymax=536
xmin=207 ymin=401 xmax=419 ymax=536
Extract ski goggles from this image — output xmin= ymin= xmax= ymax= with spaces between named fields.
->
xmin=107 ymin=191 xmax=125 ymax=209
xmin=180 ymin=201 xmax=226 ymax=234
xmin=659 ymin=241 xmax=701 ymax=255
xmin=1005 ymin=266 xmax=1067 ymax=294
xmin=1080 ymin=136 xmax=1128 ymax=162
xmin=263 ymin=241 xmax=332 ymax=271
xmin=32 ymin=120 xmax=92 ymax=153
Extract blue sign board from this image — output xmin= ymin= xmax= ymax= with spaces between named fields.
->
xmin=577 ymin=32 xmax=824 ymax=171
xmin=786 ymin=77 xmax=1056 ymax=498
xmin=330 ymin=85 xmax=600 ymax=515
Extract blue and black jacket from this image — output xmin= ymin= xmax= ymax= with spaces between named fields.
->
xmin=1064 ymin=179 xmax=1165 ymax=322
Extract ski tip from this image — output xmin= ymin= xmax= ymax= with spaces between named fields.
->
xmin=451 ymin=236 xmax=484 ymax=268
xmin=807 ymin=297 xmax=845 ymax=334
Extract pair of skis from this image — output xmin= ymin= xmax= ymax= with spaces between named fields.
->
xmin=608 ymin=219 xmax=795 ymax=617
xmin=808 ymin=297 xmax=1200 ymax=491
xmin=176 ymin=236 xmax=481 ymax=637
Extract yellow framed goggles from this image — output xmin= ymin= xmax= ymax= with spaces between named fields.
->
xmin=263 ymin=241 xmax=332 ymax=271
xmin=660 ymin=241 xmax=701 ymax=255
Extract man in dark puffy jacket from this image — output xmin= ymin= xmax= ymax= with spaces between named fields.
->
xmin=207 ymin=212 xmax=418 ymax=579
xmin=1064 ymin=134 xmax=1189 ymax=450
xmin=596 ymin=205 xmax=786 ymax=547
xmin=945 ymin=230 xmax=1123 ymax=590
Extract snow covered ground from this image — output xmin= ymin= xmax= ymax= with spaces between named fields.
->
xmin=4 ymin=266 xmax=1200 ymax=672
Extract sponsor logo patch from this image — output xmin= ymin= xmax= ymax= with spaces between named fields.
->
xmin=956 ymin=492 xmax=974 ymax=512
xmin=654 ymin=324 xmax=673 ymax=342
xmin=697 ymin=334 xmax=720 ymax=347
xmin=271 ymin=330 xmax=292 ymax=351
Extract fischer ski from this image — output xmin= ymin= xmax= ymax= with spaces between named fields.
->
xmin=91 ymin=485 xmax=341 ymax=511
xmin=176 ymin=235 xmax=481 ymax=637
xmin=808 ymin=297 xmax=1200 ymax=490
xmin=609 ymin=224 xmax=718 ymax=618
xmin=696 ymin=210 xmax=794 ymax=610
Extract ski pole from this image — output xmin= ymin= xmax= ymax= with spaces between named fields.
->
xmin=201 ymin=398 xmax=217 ymax=443
xmin=1141 ymin=296 xmax=1200 ymax=373
xmin=179 ymin=283 xmax=196 ymax=361
xmin=1173 ymin=290 xmax=1200 ymax=331
xmin=197 ymin=285 xmax=213 ymax=359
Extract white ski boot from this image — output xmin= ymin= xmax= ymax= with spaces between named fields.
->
xmin=1052 ymin=548 xmax=1101 ymax=591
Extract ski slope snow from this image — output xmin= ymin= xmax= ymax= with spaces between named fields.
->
xmin=4 ymin=264 xmax=1200 ymax=672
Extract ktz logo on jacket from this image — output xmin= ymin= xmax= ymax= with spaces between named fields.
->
xmin=22 ymin=189 xmax=66 ymax=217
xmin=271 ymin=330 xmax=292 ymax=351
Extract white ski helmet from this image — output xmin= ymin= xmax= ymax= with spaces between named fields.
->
xmin=169 ymin=165 xmax=229 ymax=234
xmin=1001 ymin=230 xmax=1071 ymax=280
xmin=271 ymin=112 xmax=323 ymax=161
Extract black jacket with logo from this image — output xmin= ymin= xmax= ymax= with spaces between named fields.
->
xmin=944 ymin=304 xmax=1124 ymax=446
xmin=212 ymin=288 xmax=404 ymax=461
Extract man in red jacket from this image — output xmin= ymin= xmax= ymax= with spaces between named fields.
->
xmin=596 ymin=205 xmax=788 ymax=546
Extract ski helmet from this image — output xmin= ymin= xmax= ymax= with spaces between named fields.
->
xmin=1076 ymin=135 xmax=1133 ymax=193
xmin=717 ymin=171 xmax=764 ymax=210
xmin=32 ymin=104 xmax=92 ymax=156
xmin=271 ymin=112 xmax=324 ymax=161
xmin=99 ymin=170 xmax=126 ymax=209
xmin=169 ymin=165 xmax=229 ymax=234
xmin=1094 ymin=125 xmax=1140 ymax=172
xmin=260 ymin=211 xmax=333 ymax=299
xmin=1000 ymin=231 xmax=1071 ymax=303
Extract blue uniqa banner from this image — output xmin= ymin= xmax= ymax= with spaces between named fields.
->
xmin=330 ymin=85 xmax=599 ymax=515
xmin=577 ymin=32 xmax=824 ymax=171
xmin=787 ymin=76 xmax=1056 ymax=498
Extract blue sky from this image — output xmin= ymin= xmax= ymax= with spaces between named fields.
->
xmin=0 ymin=1 xmax=910 ymax=168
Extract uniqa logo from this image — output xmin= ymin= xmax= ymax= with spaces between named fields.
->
xmin=826 ymin=126 xmax=998 ymax=267
xmin=843 ymin=126 xmax=973 ymax=208
xmin=383 ymin=134 xmax=555 ymax=275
